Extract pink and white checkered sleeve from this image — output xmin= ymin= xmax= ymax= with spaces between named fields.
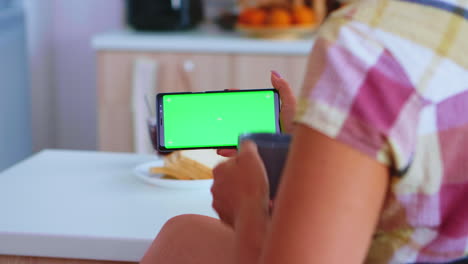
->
xmin=295 ymin=20 xmax=427 ymax=172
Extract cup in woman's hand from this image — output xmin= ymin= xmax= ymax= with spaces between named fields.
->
xmin=238 ymin=133 xmax=291 ymax=199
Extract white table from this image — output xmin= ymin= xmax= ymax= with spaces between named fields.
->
xmin=0 ymin=150 xmax=217 ymax=263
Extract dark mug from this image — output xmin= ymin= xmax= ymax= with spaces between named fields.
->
xmin=238 ymin=133 xmax=292 ymax=199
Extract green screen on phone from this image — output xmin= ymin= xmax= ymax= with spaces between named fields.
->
xmin=158 ymin=90 xmax=279 ymax=150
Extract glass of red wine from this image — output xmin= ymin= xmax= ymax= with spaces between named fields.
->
xmin=147 ymin=117 xmax=171 ymax=156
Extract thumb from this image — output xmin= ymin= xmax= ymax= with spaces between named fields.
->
xmin=238 ymin=140 xmax=263 ymax=168
xmin=237 ymin=140 xmax=269 ymax=196
xmin=239 ymin=140 xmax=258 ymax=156
xmin=271 ymin=71 xmax=296 ymax=108
xmin=271 ymin=71 xmax=297 ymax=133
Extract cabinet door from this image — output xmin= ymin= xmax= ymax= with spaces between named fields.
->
xmin=171 ymin=54 xmax=232 ymax=92
xmin=232 ymin=55 xmax=308 ymax=96
xmin=97 ymin=51 xmax=145 ymax=152
xmin=138 ymin=53 xmax=232 ymax=93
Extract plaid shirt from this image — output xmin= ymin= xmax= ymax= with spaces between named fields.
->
xmin=295 ymin=0 xmax=468 ymax=263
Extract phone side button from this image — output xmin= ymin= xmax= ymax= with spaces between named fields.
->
xmin=204 ymin=90 xmax=222 ymax=93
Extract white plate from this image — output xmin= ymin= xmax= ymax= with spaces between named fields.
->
xmin=133 ymin=160 xmax=214 ymax=189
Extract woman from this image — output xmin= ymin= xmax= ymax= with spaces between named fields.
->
xmin=141 ymin=0 xmax=468 ymax=262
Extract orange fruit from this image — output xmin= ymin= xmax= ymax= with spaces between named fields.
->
xmin=267 ymin=8 xmax=292 ymax=28
xmin=238 ymin=8 xmax=267 ymax=26
xmin=238 ymin=9 xmax=253 ymax=24
xmin=291 ymin=6 xmax=316 ymax=25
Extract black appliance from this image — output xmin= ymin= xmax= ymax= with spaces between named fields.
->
xmin=126 ymin=0 xmax=204 ymax=31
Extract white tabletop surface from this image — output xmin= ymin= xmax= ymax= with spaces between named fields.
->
xmin=92 ymin=25 xmax=315 ymax=55
xmin=0 ymin=150 xmax=217 ymax=262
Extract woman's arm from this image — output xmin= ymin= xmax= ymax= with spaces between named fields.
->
xmin=245 ymin=124 xmax=390 ymax=263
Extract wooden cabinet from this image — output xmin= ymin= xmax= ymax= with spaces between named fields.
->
xmin=232 ymin=54 xmax=307 ymax=96
xmin=97 ymin=50 xmax=308 ymax=152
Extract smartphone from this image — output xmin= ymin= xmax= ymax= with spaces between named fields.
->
xmin=156 ymin=89 xmax=280 ymax=152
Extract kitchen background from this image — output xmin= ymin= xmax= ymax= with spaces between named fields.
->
xmin=0 ymin=0 xmax=236 ymax=170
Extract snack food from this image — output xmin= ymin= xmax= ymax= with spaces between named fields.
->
xmin=149 ymin=149 xmax=228 ymax=180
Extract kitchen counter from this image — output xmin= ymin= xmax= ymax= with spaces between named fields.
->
xmin=0 ymin=150 xmax=217 ymax=262
xmin=92 ymin=25 xmax=315 ymax=55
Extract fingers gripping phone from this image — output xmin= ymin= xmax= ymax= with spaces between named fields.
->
xmin=156 ymin=89 xmax=281 ymax=152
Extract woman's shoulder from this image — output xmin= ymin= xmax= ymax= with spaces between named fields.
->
xmin=318 ymin=0 xmax=468 ymax=100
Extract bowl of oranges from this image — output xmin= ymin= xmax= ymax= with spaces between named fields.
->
xmin=236 ymin=1 xmax=320 ymax=39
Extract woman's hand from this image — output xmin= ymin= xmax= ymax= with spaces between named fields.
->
xmin=271 ymin=70 xmax=297 ymax=135
xmin=211 ymin=141 xmax=270 ymax=228
xmin=217 ymin=71 xmax=297 ymax=157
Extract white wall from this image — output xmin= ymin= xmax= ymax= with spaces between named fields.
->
xmin=25 ymin=0 xmax=124 ymax=151
xmin=52 ymin=0 xmax=124 ymax=150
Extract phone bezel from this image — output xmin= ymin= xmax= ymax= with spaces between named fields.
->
xmin=156 ymin=89 xmax=281 ymax=152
